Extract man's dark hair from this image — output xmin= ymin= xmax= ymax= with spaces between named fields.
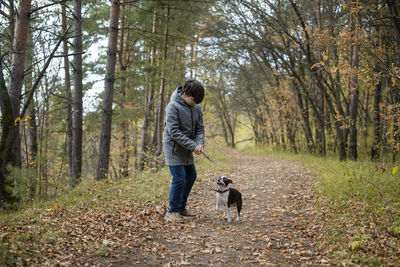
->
xmin=183 ymin=79 xmax=205 ymax=104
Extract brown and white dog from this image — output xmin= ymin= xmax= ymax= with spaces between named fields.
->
xmin=215 ymin=176 xmax=242 ymax=223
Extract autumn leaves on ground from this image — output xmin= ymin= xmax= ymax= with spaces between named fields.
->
xmin=1 ymin=150 xmax=322 ymax=266
xmin=1 ymin=150 xmax=399 ymax=266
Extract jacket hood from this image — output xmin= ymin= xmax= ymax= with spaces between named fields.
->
xmin=170 ymin=86 xmax=189 ymax=106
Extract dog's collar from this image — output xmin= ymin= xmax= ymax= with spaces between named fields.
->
xmin=215 ymin=188 xmax=229 ymax=193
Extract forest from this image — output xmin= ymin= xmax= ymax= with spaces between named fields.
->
xmin=1 ymin=0 xmax=400 ymax=264
xmin=1 ymin=0 xmax=398 ymax=205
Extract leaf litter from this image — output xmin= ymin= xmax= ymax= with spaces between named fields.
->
xmin=3 ymin=150 xmax=339 ymax=266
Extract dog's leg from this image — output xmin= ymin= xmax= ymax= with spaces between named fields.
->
xmin=226 ymin=206 xmax=232 ymax=223
xmin=235 ymin=207 xmax=240 ymax=221
xmin=236 ymin=199 xmax=242 ymax=221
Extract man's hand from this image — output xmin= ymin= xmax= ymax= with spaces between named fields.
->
xmin=194 ymin=144 xmax=204 ymax=155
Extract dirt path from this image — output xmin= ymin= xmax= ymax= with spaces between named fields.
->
xmin=85 ymin=150 xmax=329 ymax=266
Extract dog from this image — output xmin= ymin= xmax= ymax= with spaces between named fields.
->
xmin=215 ymin=176 xmax=242 ymax=223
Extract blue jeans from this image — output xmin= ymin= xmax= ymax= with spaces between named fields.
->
xmin=168 ymin=164 xmax=197 ymax=213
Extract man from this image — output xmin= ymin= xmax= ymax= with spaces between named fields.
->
xmin=163 ymin=79 xmax=205 ymax=222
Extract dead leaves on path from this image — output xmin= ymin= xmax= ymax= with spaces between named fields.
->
xmin=7 ymin=151 xmax=399 ymax=266
xmin=1 ymin=200 xmax=170 ymax=266
xmin=2 ymin=153 xmax=331 ymax=266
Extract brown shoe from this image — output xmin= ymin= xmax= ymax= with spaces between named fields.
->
xmin=179 ymin=209 xmax=196 ymax=217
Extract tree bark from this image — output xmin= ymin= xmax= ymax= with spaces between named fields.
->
xmin=97 ymin=0 xmax=120 ymax=180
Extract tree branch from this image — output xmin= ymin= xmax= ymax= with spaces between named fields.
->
xmin=19 ymin=24 xmax=73 ymax=121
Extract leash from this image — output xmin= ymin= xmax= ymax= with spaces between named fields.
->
xmin=201 ymin=151 xmax=216 ymax=164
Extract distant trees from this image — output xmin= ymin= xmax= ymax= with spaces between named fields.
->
xmin=207 ymin=0 xmax=400 ymax=161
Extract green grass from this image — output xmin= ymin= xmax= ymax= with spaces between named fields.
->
xmin=243 ymin=145 xmax=400 ymax=213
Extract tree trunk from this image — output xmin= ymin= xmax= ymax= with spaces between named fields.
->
xmin=330 ymin=35 xmax=347 ymax=161
xmin=348 ymin=6 xmax=361 ymax=161
xmin=97 ymin=0 xmax=120 ymax=180
xmin=0 ymin=46 xmax=17 ymax=204
xmin=155 ymin=6 xmax=170 ymax=156
xmin=387 ymin=0 xmax=400 ymax=162
xmin=139 ymin=11 xmax=158 ymax=171
xmin=119 ymin=76 xmax=130 ymax=176
xmin=25 ymin=28 xmax=38 ymax=200
xmin=0 ymin=0 xmax=32 ymax=204
xmin=71 ymin=0 xmax=83 ymax=188
xmin=8 ymin=0 xmax=32 ymax=169
xmin=292 ymin=81 xmax=314 ymax=153
xmin=370 ymin=70 xmax=383 ymax=159
xmin=61 ymin=4 xmax=73 ymax=178
xmin=7 ymin=0 xmax=15 ymax=64
xmin=117 ymin=0 xmax=133 ymax=176
xmin=315 ymin=0 xmax=326 ymax=156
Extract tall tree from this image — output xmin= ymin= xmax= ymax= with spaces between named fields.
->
xmin=155 ymin=5 xmax=170 ymax=156
xmin=97 ymin=0 xmax=120 ymax=180
xmin=387 ymin=0 xmax=400 ymax=161
xmin=62 ymin=3 xmax=73 ymax=178
xmin=139 ymin=10 xmax=158 ymax=171
xmin=117 ymin=0 xmax=134 ymax=177
xmin=0 ymin=44 xmax=16 ymax=204
xmin=0 ymin=0 xmax=32 ymax=204
xmin=25 ymin=28 xmax=38 ymax=200
xmin=315 ymin=0 xmax=326 ymax=156
xmin=71 ymin=0 xmax=83 ymax=188
xmin=8 ymin=0 xmax=32 ymax=169
xmin=348 ymin=3 xmax=361 ymax=161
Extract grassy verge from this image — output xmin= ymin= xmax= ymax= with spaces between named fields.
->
xmin=0 ymin=143 xmax=232 ymax=265
xmin=244 ymin=145 xmax=400 ymax=265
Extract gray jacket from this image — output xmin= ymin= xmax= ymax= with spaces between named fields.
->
xmin=163 ymin=87 xmax=205 ymax=166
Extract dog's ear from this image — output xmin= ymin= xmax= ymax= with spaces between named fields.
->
xmin=227 ymin=179 xmax=233 ymax=184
